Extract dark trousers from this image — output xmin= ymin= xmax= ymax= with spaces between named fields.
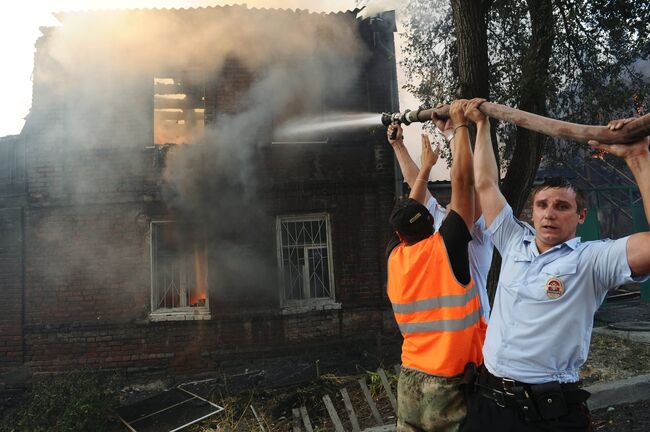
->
xmin=460 ymin=390 xmax=592 ymax=432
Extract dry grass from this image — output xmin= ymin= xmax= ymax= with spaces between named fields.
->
xmin=188 ymin=334 xmax=650 ymax=431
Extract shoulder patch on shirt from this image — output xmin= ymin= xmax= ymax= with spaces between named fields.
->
xmin=545 ymin=277 xmax=565 ymax=299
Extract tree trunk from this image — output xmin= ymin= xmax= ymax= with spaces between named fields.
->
xmin=450 ymin=0 xmax=501 ymax=174
xmin=451 ymin=0 xmax=490 ymax=99
xmin=487 ymin=0 xmax=556 ymax=301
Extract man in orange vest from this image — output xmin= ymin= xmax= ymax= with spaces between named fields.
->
xmin=387 ymin=100 xmax=487 ymax=432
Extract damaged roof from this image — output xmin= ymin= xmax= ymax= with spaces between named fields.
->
xmin=53 ymin=4 xmax=363 ymax=22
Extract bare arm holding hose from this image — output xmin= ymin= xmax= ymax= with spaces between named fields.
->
xmin=465 ymin=98 xmax=506 ymax=228
xmin=589 ymin=120 xmax=650 ymax=277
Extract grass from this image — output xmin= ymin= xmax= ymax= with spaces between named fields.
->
xmin=0 ymin=370 xmax=122 ymax=432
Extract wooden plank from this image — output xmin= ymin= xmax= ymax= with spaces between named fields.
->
xmin=377 ymin=368 xmax=398 ymax=415
xmin=358 ymin=378 xmax=383 ymax=426
xmin=299 ymin=406 xmax=314 ymax=432
xmin=249 ymin=405 xmax=265 ymax=432
xmin=363 ymin=425 xmax=397 ymax=432
xmin=340 ymin=388 xmax=361 ymax=432
xmin=292 ymin=408 xmax=302 ymax=432
xmin=322 ymin=394 xmax=346 ymax=432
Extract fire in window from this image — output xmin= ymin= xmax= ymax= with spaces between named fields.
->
xmin=150 ymin=221 xmax=208 ymax=311
xmin=277 ymin=214 xmax=335 ymax=303
xmin=153 ymin=70 xmax=205 ymax=145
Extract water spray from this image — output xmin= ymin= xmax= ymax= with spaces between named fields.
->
xmin=382 ymin=102 xmax=650 ymax=144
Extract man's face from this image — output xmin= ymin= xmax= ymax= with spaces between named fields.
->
xmin=531 ymin=187 xmax=586 ymax=252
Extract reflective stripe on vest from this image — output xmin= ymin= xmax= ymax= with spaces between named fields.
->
xmin=392 ymin=285 xmax=479 ymax=314
xmin=397 ymin=308 xmax=480 ymax=334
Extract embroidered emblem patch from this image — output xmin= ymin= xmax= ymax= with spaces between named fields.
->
xmin=545 ymin=277 xmax=564 ymax=299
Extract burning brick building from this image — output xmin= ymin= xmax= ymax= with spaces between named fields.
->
xmin=0 ymin=6 xmax=400 ymax=382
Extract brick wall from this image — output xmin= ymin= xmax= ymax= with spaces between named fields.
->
xmin=0 ymin=8 xmax=401 ymax=378
xmin=0 ymin=208 xmax=24 ymax=374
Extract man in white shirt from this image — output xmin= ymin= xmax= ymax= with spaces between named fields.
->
xmin=462 ymin=98 xmax=650 ymax=431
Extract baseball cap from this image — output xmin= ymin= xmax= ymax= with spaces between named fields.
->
xmin=390 ymin=198 xmax=434 ymax=239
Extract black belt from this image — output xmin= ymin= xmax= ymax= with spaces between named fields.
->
xmin=475 ymin=368 xmax=590 ymax=422
xmin=479 ymin=368 xmax=580 ymax=393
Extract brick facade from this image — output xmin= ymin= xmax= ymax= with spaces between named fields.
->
xmin=0 ymin=7 xmax=402 ymax=380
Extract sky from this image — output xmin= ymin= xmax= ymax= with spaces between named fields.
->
xmin=0 ymin=0 xmax=448 ymax=180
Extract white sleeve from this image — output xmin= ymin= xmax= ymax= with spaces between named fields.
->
xmin=426 ymin=195 xmax=447 ymax=232
xmin=485 ymin=204 xmax=527 ymax=255
xmin=588 ymin=236 xmax=650 ymax=296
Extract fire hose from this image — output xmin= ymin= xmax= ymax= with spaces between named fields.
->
xmin=382 ymin=102 xmax=650 ymax=144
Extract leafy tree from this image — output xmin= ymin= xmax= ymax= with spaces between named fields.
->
xmin=400 ymin=0 xmax=650 ymax=296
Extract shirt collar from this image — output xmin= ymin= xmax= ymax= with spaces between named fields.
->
xmin=523 ymin=233 xmax=582 ymax=251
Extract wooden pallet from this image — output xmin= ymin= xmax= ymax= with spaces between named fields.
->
xmin=291 ymin=367 xmax=399 ymax=432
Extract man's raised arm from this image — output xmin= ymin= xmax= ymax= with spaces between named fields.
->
xmin=589 ymin=119 xmax=650 ymax=277
xmin=447 ymin=100 xmax=475 ymax=230
xmin=465 ymin=98 xmax=507 ymax=228
xmin=387 ymin=122 xmax=443 ymax=204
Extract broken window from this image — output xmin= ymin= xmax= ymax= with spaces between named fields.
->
xmin=153 ymin=70 xmax=205 ymax=145
xmin=277 ymin=214 xmax=335 ymax=303
xmin=150 ymin=221 xmax=209 ymax=315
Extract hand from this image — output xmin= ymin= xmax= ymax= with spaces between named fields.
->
xmin=606 ymin=117 xmax=635 ymax=131
xmin=387 ymin=122 xmax=404 ymax=146
xmin=588 ymin=136 xmax=650 ymax=160
xmin=449 ymin=99 xmax=468 ymax=128
xmin=464 ymin=98 xmax=487 ymax=124
xmin=588 ymin=118 xmax=650 ymax=160
xmin=420 ymin=133 xmax=439 ymax=169
xmin=431 ymin=103 xmax=453 ymax=136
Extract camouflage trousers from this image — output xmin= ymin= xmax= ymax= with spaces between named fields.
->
xmin=397 ymin=366 xmax=466 ymax=432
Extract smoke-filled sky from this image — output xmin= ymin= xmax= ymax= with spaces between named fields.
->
xmin=0 ymin=0 xmax=448 ymax=180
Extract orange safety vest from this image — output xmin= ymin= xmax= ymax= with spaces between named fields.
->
xmin=387 ymin=233 xmax=486 ymax=377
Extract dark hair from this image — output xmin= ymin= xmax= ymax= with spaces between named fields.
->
xmin=389 ymin=198 xmax=434 ymax=244
xmin=531 ymin=177 xmax=586 ymax=212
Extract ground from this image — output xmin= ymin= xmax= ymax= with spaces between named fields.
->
xmin=592 ymin=400 xmax=650 ymax=432
xmin=2 ymin=331 xmax=649 ymax=431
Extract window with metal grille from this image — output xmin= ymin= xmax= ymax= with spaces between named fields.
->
xmin=150 ymin=221 xmax=209 ymax=313
xmin=277 ymin=214 xmax=335 ymax=303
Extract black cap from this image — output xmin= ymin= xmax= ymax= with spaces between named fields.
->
xmin=390 ymin=198 xmax=434 ymax=239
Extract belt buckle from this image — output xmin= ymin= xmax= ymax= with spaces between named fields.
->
xmin=501 ymin=377 xmax=516 ymax=396
xmin=491 ymin=388 xmax=506 ymax=408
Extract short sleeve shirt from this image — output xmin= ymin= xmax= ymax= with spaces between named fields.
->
xmin=484 ymin=204 xmax=650 ymax=384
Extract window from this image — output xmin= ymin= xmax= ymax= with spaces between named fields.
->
xmin=0 ymin=136 xmax=25 ymax=196
xmin=153 ymin=70 xmax=205 ymax=145
xmin=150 ymin=221 xmax=209 ymax=319
xmin=277 ymin=214 xmax=335 ymax=305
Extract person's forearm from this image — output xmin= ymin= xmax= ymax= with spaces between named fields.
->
xmin=449 ymin=126 xmax=475 ymax=229
xmin=409 ymin=166 xmax=432 ymax=204
xmin=473 ymin=119 xmax=507 ymax=227
xmin=474 ymin=120 xmax=498 ymax=190
xmin=393 ymin=140 xmax=419 ymax=185
xmin=626 ymin=152 xmax=650 ymax=223
xmin=393 ymin=140 xmax=433 ymax=202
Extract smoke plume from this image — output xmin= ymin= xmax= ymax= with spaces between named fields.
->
xmin=30 ymin=5 xmax=366 ymax=303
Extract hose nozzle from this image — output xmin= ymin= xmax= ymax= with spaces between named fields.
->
xmin=381 ymin=109 xmax=414 ymax=127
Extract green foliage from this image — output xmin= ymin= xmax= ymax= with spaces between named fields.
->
xmin=0 ymin=371 xmax=121 ymax=432
xmin=401 ymin=0 xmax=650 ymax=170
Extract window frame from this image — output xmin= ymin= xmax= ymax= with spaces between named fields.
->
xmin=275 ymin=213 xmax=337 ymax=311
xmin=149 ymin=220 xmax=211 ymax=321
xmin=153 ymin=69 xmax=206 ymax=146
